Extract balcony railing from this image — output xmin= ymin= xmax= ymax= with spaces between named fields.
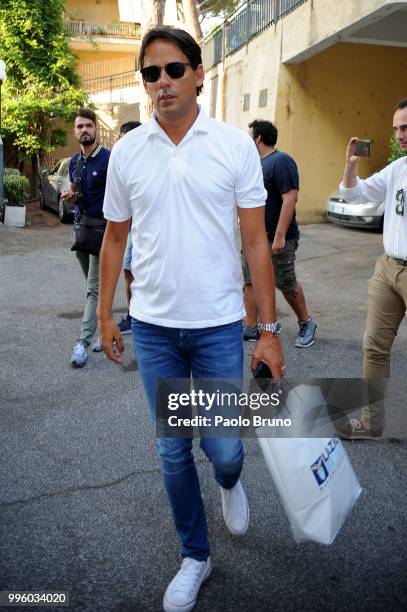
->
xmin=79 ymin=57 xmax=136 ymax=82
xmin=65 ymin=20 xmax=141 ymax=40
xmin=202 ymin=0 xmax=307 ymax=69
xmin=82 ymin=70 xmax=139 ymax=94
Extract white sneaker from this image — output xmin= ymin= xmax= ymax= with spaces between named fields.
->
xmin=70 ymin=341 xmax=87 ymax=368
xmin=92 ymin=337 xmax=103 ymax=352
xmin=220 ymin=479 xmax=249 ymax=535
xmin=163 ymin=557 xmax=212 ymax=612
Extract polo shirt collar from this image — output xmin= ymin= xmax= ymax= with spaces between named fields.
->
xmin=80 ymin=143 xmax=102 ymax=160
xmin=146 ymin=105 xmax=210 ymax=140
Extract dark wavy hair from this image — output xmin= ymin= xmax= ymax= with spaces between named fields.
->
xmin=120 ymin=121 xmax=141 ymax=135
xmin=396 ymin=99 xmax=407 ymax=111
xmin=75 ymin=108 xmax=97 ymax=125
xmin=248 ymin=119 xmax=278 ymax=147
xmin=139 ymin=26 xmax=203 ymax=96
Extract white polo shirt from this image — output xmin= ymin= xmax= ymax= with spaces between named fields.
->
xmin=103 ymin=106 xmax=267 ymax=328
xmin=339 ymin=156 xmax=407 ymax=260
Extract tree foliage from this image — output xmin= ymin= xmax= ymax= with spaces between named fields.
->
xmin=0 ymin=0 xmax=87 ymax=160
xmin=197 ymin=0 xmax=241 ymax=22
xmin=388 ymin=133 xmax=406 ymax=163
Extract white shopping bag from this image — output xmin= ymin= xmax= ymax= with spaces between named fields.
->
xmin=256 ymin=385 xmax=362 ymax=545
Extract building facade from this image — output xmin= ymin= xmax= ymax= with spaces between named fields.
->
xmin=58 ymin=0 xmax=178 ymax=157
xmin=200 ymin=0 xmax=407 ymax=221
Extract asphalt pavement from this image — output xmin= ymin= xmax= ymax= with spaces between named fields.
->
xmin=1 ymin=205 xmax=406 ymax=612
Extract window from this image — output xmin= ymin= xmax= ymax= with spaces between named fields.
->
xmin=243 ymin=93 xmax=250 ymax=112
xmin=259 ymin=88 xmax=268 ymax=108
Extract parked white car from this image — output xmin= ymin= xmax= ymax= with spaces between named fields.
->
xmin=40 ymin=158 xmax=73 ymax=223
xmin=326 ymin=190 xmax=384 ymax=230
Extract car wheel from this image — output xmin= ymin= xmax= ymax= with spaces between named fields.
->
xmin=58 ymin=196 xmax=70 ymax=223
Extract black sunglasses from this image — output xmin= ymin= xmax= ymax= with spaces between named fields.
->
xmin=140 ymin=62 xmax=192 ymax=83
xmin=396 ymin=188 xmax=405 ymax=216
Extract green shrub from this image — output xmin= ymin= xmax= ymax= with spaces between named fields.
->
xmin=3 ymin=167 xmax=21 ymax=176
xmin=3 ymin=172 xmax=30 ymax=206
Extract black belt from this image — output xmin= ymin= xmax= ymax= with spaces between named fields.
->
xmin=391 ymin=256 xmax=407 ymax=266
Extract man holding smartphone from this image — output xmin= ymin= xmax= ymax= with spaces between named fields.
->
xmin=338 ymin=98 xmax=407 ymax=439
xmin=97 ymin=27 xmax=284 ymax=612
xmin=61 ymin=108 xmax=110 ymax=368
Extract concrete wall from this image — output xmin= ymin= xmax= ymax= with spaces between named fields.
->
xmin=201 ymin=23 xmax=283 ymax=126
xmin=274 ymin=42 xmax=406 ymax=222
xmin=76 ymin=50 xmax=135 ymax=64
xmin=281 ymin=0 xmax=402 ymax=63
xmin=65 ymin=0 xmax=120 ymax=23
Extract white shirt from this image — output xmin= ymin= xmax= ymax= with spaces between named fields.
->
xmin=103 ymin=107 xmax=267 ymax=328
xmin=339 ymin=157 xmax=407 ymax=259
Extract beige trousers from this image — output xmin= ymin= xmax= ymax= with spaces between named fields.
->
xmin=362 ymin=254 xmax=407 ymax=429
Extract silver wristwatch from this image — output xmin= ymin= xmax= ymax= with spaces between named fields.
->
xmin=258 ymin=321 xmax=282 ymax=336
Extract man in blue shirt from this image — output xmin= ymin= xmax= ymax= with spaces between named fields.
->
xmin=243 ymin=119 xmax=317 ymax=348
xmin=61 ymin=108 xmax=110 ymax=367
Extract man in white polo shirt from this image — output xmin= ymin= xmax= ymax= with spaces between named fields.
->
xmin=338 ymin=98 xmax=407 ymax=440
xmin=97 ymin=26 xmax=284 ymax=612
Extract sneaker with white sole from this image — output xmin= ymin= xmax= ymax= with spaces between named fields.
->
xmin=220 ymin=479 xmax=249 ymax=536
xmin=117 ymin=313 xmax=132 ymax=335
xmin=163 ymin=556 xmax=212 ymax=612
xmin=92 ymin=337 xmax=103 ymax=352
xmin=335 ymin=416 xmax=383 ymax=440
xmin=243 ymin=323 xmax=260 ymax=342
xmin=70 ymin=341 xmax=88 ymax=368
xmin=295 ymin=318 xmax=317 ymax=348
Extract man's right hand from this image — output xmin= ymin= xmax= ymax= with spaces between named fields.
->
xmin=98 ymin=318 xmax=124 ymax=364
xmin=345 ymin=137 xmax=360 ymax=166
xmin=61 ymin=190 xmax=79 ymax=204
xmin=343 ymin=137 xmax=360 ymax=188
xmin=251 ymin=333 xmax=285 ymax=380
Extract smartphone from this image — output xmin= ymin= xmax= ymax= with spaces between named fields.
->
xmin=253 ymin=361 xmax=273 ymax=391
xmin=354 ymin=139 xmax=371 ymax=157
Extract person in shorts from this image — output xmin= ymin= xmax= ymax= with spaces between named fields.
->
xmin=243 ymin=119 xmax=317 ymax=348
xmin=116 ymin=121 xmax=141 ymax=334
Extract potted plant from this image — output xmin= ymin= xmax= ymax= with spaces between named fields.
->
xmin=3 ymin=168 xmax=30 ymax=227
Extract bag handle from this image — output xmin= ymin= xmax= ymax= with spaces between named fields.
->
xmin=75 ymin=155 xmax=86 ymax=214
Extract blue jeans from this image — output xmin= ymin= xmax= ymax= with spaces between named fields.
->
xmin=131 ymin=319 xmax=244 ymax=561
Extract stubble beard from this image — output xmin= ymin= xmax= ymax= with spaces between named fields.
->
xmin=79 ymin=135 xmax=96 ymax=146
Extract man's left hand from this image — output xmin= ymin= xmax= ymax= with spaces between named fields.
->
xmin=251 ymin=333 xmax=285 ymax=379
xmin=271 ymin=235 xmax=285 ymax=254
